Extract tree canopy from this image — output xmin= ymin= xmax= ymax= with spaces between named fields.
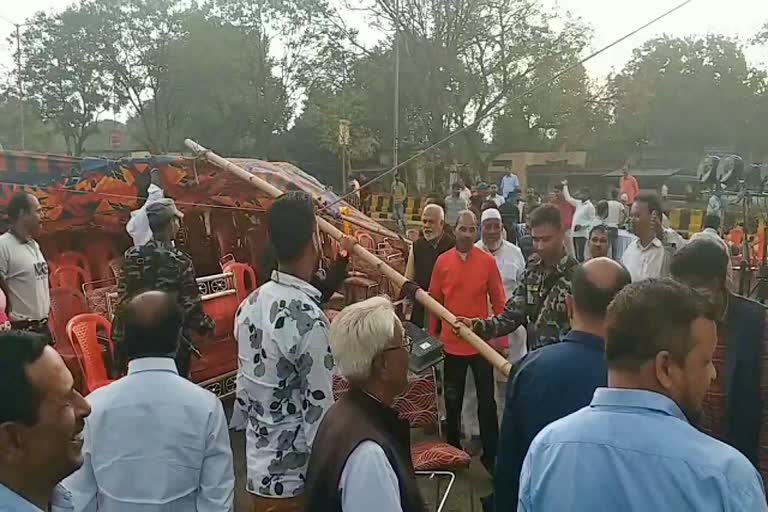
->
xmin=1 ymin=1 xmax=767 ymax=186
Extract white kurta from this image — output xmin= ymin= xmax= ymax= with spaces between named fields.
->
xmin=463 ymin=240 xmax=528 ymax=434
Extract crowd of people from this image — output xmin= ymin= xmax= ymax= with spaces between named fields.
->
xmin=1 ymin=160 xmax=768 ymax=512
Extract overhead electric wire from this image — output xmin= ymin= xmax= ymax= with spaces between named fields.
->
xmin=0 ymin=14 xmax=16 ymax=26
xmin=320 ymin=0 xmax=695 ymax=211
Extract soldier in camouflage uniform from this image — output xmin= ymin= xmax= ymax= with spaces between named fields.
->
xmin=461 ymin=203 xmax=577 ymax=350
xmin=113 ymin=198 xmax=214 ymax=376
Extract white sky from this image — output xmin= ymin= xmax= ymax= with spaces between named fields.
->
xmin=2 ymin=0 xmax=768 ymax=81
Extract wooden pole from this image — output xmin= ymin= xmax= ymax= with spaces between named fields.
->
xmin=184 ymin=139 xmax=511 ymax=376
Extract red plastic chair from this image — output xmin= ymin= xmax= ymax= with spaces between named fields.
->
xmin=58 ymin=251 xmax=91 ymax=275
xmin=66 ymin=314 xmax=115 ymax=394
xmin=83 ymin=236 xmax=119 ymax=281
xmin=355 ymin=231 xmax=376 ymax=251
xmin=222 ymin=262 xmax=258 ymax=303
xmin=51 ymin=265 xmax=92 ymax=292
xmin=395 ymin=373 xmax=471 ymax=511
xmin=49 ymin=287 xmax=88 ymax=348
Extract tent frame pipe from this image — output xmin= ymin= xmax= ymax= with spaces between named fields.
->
xmin=184 ymin=138 xmax=511 ymax=377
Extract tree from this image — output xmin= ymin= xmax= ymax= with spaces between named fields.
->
xmin=209 ymin=0 xmax=357 ymax=106
xmin=609 ymin=35 xmax=763 ymax=156
xmin=351 ymin=0 xmax=591 ymax=178
xmin=74 ymin=0 xmax=191 ymax=152
xmin=20 ymin=8 xmax=112 ymax=155
xmin=0 ymin=93 xmax=67 ymax=152
xmin=157 ymin=14 xmax=292 ymax=156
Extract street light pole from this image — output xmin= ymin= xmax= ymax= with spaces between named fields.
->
xmin=392 ymin=0 xmax=400 ymax=169
xmin=15 ymin=23 xmax=25 ymax=151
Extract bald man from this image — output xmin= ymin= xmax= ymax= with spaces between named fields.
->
xmin=429 ymin=210 xmax=506 ymax=473
xmin=492 ymin=258 xmax=631 ymax=511
xmin=64 ymin=291 xmax=235 ymax=511
xmin=405 ymin=204 xmax=454 ymax=327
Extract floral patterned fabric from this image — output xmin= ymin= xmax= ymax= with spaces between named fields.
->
xmin=231 ymin=271 xmax=335 ymax=498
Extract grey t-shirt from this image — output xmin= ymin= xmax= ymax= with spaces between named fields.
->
xmin=0 ymin=232 xmax=50 ymax=321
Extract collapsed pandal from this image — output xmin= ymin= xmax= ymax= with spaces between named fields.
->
xmin=0 ymin=140 xmax=509 ymax=399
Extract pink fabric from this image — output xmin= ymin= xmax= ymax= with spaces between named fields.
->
xmin=0 ymin=288 xmax=9 ymax=330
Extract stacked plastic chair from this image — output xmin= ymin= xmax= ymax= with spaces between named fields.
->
xmin=49 ymin=287 xmax=89 ymax=347
xmin=66 ymin=314 xmax=115 ymax=394
xmin=222 ymin=261 xmax=258 ymax=304
xmin=51 ymin=265 xmax=92 ymax=292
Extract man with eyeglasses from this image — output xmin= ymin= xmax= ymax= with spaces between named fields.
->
xmin=305 ymin=297 xmax=426 ymax=512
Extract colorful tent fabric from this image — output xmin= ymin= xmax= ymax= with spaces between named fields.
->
xmin=0 ymin=150 xmax=400 ymax=242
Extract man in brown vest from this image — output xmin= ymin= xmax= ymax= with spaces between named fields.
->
xmin=304 ymin=297 xmax=426 ymax=512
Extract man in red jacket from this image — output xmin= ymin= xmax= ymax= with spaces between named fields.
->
xmin=429 ymin=210 xmax=506 ymax=474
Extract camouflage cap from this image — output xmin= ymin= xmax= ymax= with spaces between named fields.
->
xmin=146 ymin=198 xmax=184 ymax=224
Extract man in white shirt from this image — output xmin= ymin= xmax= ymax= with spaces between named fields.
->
xmin=474 ymin=209 xmax=526 ymax=416
xmin=443 ymin=182 xmax=469 ymax=227
xmin=304 ymin=297 xmax=426 ymax=512
xmin=63 ymin=291 xmax=234 ymax=511
xmin=126 ymin=168 xmax=165 ymax=247
xmin=500 ymin=165 xmax=520 ymax=200
xmin=707 ymin=192 xmax=723 ymax=220
xmin=0 ymin=193 xmax=51 ymax=341
xmin=562 ymin=182 xmax=595 ymax=262
xmin=690 ymin=214 xmax=729 ymax=255
xmin=622 ymin=192 xmax=686 ymax=282
xmin=606 ymin=189 xmax=626 ymax=259
xmin=232 ymin=191 xmax=334 ymax=512
xmin=487 ymin=185 xmax=505 ymax=208
xmin=459 ymin=183 xmax=472 ymax=203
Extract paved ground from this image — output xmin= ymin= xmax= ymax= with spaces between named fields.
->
xmin=226 ymin=400 xmax=492 ymax=512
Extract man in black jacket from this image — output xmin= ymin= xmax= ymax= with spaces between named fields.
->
xmin=304 ymin=297 xmax=426 ymax=512
xmin=671 ymin=239 xmax=768 ymax=482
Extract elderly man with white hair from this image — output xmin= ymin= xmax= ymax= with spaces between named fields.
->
xmin=405 ymin=204 xmax=454 ymax=328
xmin=304 ymin=297 xmax=427 ymax=512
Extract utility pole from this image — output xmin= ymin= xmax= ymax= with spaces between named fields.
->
xmin=392 ymin=0 xmax=400 ymax=169
xmin=15 ymin=23 xmax=25 ymax=151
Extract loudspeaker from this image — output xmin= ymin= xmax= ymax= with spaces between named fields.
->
xmin=697 ymin=155 xmax=720 ymax=184
xmin=717 ymin=154 xmax=744 ymax=188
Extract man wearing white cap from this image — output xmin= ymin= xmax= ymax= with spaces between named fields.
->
xmin=462 ymin=209 xmax=527 ymax=436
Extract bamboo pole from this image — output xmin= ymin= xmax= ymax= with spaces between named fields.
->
xmin=339 ymin=212 xmax=405 ymax=241
xmin=185 ymin=139 xmax=511 ymax=376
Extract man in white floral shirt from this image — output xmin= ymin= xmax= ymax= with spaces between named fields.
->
xmin=232 ymin=191 xmax=335 ymax=512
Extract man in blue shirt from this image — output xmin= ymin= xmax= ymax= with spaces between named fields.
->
xmin=0 ymin=331 xmax=91 ymax=511
xmin=63 ymin=291 xmax=235 ymax=511
xmin=518 ymin=279 xmax=767 ymax=511
xmin=493 ymin=257 xmax=631 ymax=511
